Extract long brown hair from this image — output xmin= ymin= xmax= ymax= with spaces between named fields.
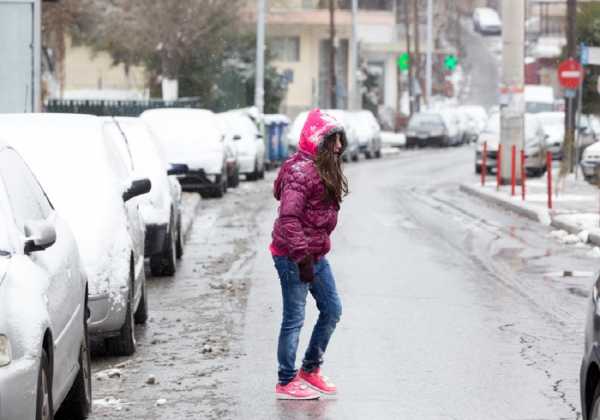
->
xmin=315 ymin=131 xmax=349 ymax=205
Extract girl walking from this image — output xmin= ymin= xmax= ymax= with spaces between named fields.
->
xmin=270 ymin=108 xmax=348 ymax=400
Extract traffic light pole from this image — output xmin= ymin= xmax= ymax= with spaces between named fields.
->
xmin=426 ymin=0 xmax=433 ymax=103
xmin=562 ymin=0 xmax=577 ymax=175
xmin=403 ymin=0 xmax=414 ymax=115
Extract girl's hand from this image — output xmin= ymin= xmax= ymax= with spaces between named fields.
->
xmin=298 ymin=255 xmax=315 ymax=283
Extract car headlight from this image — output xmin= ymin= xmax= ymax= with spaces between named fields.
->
xmin=0 ymin=334 xmax=11 ymax=366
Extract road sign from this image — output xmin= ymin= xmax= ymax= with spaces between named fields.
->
xmin=564 ymin=89 xmax=577 ymax=98
xmin=558 ymin=59 xmax=583 ymax=89
xmin=444 ymin=54 xmax=458 ymax=71
xmin=397 ymin=52 xmax=410 ymax=71
xmin=581 ymin=44 xmax=600 ymax=66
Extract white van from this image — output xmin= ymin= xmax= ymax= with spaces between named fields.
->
xmin=524 ymin=85 xmax=555 ymax=114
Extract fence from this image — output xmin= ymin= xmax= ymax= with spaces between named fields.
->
xmin=45 ymin=97 xmax=204 ymax=117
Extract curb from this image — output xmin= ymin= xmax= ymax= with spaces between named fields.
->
xmin=459 ymin=183 xmax=600 ymax=248
xmin=182 ymin=194 xmax=203 ymax=243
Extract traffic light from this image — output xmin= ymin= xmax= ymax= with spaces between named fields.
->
xmin=444 ymin=54 xmax=458 ymax=71
xmin=397 ymin=52 xmax=410 ymax=71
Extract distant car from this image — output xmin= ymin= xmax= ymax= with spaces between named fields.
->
xmin=580 ymin=273 xmax=600 ymax=419
xmin=439 ymin=110 xmax=465 ymax=146
xmin=0 ymin=141 xmax=91 ymax=420
xmin=141 ymin=108 xmax=230 ymax=198
xmin=475 ymin=112 xmax=500 ymax=173
xmin=219 ymin=110 xmax=266 ymax=181
xmin=473 ymin=7 xmax=502 ymax=35
xmin=535 ymin=112 xmax=564 ymax=160
xmin=524 ymin=114 xmax=548 ymax=177
xmin=381 ymin=131 xmax=406 ymax=148
xmin=348 ymin=110 xmax=382 ymax=159
xmin=578 ymin=114 xmax=600 ymax=161
xmin=0 ymin=114 xmax=150 ymax=356
xmin=524 ymin=85 xmax=555 ymax=114
xmin=581 ymin=141 xmax=600 ymax=183
xmin=457 ymin=105 xmax=488 ymax=143
xmin=406 ymin=112 xmax=455 ymax=148
xmin=287 ymin=111 xmax=308 ymax=154
xmin=103 ymin=117 xmax=186 ymax=277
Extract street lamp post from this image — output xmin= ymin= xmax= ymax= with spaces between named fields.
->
xmin=255 ymin=0 xmax=266 ymax=114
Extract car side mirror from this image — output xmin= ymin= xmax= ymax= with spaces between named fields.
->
xmin=167 ymin=163 xmax=189 ymax=176
xmin=24 ymin=219 xmax=56 ymax=254
xmin=123 ymin=178 xmax=151 ymax=202
xmin=233 ymin=134 xmax=242 ymax=141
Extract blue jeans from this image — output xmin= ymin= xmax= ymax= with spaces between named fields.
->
xmin=273 ymin=255 xmax=342 ymax=385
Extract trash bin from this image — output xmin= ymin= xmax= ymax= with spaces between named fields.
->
xmin=264 ymin=114 xmax=290 ymax=166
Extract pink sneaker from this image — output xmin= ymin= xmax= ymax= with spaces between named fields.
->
xmin=275 ymin=377 xmax=320 ymax=400
xmin=299 ymin=368 xmax=337 ymax=395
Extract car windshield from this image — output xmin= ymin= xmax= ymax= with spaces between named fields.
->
xmin=525 ymin=102 xmax=554 ymax=113
xmin=408 ymin=114 xmax=444 ymax=130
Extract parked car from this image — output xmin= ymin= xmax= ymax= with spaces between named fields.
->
xmin=141 ymin=108 xmax=230 ymax=198
xmin=457 ymin=105 xmax=488 ymax=144
xmin=0 ymin=141 xmax=91 ymax=420
xmin=580 ymin=273 xmax=600 ymax=419
xmin=581 ymin=141 xmax=600 ymax=183
xmin=473 ymin=7 xmax=502 ymax=35
xmin=524 ymin=114 xmax=548 ymax=177
xmin=348 ymin=110 xmax=382 ymax=159
xmin=524 ymin=85 xmax=555 ymax=114
xmin=287 ymin=111 xmax=309 ymax=154
xmin=218 ymin=110 xmax=266 ymax=181
xmin=475 ymin=112 xmax=500 ymax=173
xmin=535 ymin=112 xmax=564 ymax=160
xmin=406 ymin=112 xmax=456 ymax=147
xmin=381 ymin=131 xmax=406 ymax=148
xmin=578 ymin=114 xmax=600 ymax=161
xmin=439 ymin=110 xmax=465 ymax=146
xmin=103 ymin=117 xmax=186 ymax=277
xmin=0 ymin=113 xmax=150 ymax=356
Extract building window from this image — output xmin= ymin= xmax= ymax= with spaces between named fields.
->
xmin=270 ymin=37 xmax=300 ymax=62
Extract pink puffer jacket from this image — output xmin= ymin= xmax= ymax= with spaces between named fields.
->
xmin=270 ymin=109 xmax=345 ymax=262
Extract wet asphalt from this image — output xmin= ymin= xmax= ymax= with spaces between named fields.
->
xmin=86 ymin=147 xmax=597 ymax=419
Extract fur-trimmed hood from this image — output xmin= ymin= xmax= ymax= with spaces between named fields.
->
xmin=298 ymin=108 xmax=346 ymax=156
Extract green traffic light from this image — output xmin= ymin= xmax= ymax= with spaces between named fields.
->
xmin=397 ymin=52 xmax=410 ymax=71
xmin=444 ymin=54 xmax=458 ymax=71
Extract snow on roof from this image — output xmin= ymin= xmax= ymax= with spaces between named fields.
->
xmin=264 ymin=114 xmax=291 ymax=125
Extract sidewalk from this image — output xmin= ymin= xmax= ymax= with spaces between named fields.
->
xmin=460 ymin=169 xmax=600 ymax=248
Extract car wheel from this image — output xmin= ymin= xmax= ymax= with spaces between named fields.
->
xmin=134 ymin=280 xmax=148 ymax=324
xmin=375 ymin=149 xmax=382 ymax=159
xmin=258 ymin=163 xmax=265 ymax=179
xmin=590 ymin=381 xmax=600 ymax=419
xmin=475 ymin=164 xmax=482 ymax=174
xmin=60 ymin=316 xmax=91 ymax=418
xmin=352 ymin=151 xmax=359 ymax=162
xmin=36 ymin=350 xmax=53 ymax=420
xmin=150 ymin=222 xmax=176 ymax=276
xmin=175 ymin=219 xmax=183 ymax=259
xmin=365 ymin=150 xmax=373 ymax=159
xmin=228 ymin=166 xmax=240 ymax=188
xmin=105 ymin=276 xmax=136 ymax=356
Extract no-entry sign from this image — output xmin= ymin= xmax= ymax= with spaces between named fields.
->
xmin=558 ymin=59 xmax=583 ymax=89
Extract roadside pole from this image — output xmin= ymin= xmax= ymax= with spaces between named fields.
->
xmin=562 ymin=0 xmax=577 ymax=175
xmin=255 ymin=0 xmax=266 ymax=114
xmin=500 ymin=0 xmax=525 ymax=185
xmin=404 ymin=0 xmax=414 ymax=115
xmin=425 ymin=0 xmax=433 ymax=104
xmin=350 ymin=0 xmax=359 ymax=110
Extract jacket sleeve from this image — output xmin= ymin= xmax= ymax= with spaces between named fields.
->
xmin=278 ymin=169 xmax=310 ymax=262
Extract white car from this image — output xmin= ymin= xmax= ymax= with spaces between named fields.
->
xmin=348 ymin=110 xmax=382 ymax=159
xmin=524 ymin=85 xmax=555 ymax=114
xmin=581 ymin=141 xmax=600 ymax=182
xmin=0 ymin=114 xmax=150 ymax=356
xmin=535 ymin=111 xmax=565 ymax=160
xmin=218 ymin=110 xmax=266 ymax=181
xmin=475 ymin=112 xmax=500 ymax=173
xmin=473 ymin=7 xmax=502 ymax=35
xmin=141 ymin=108 xmax=230 ymax=198
xmin=0 ymin=141 xmax=91 ymax=420
xmin=103 ymin=117 xmax=186 ymax=277
xmin=457 ymin=105 xmax=488 ymax=143
xmin=287 ymin=111 xmax=309 ymax=154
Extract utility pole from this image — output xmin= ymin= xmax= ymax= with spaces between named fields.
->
xmin=413 ymin=0 xmax=421 ymax=112
xmin=255 ymin=0 xmax=266 ymax=114
xmin=425 ymin=0 xmax=433 ymax=104
xmin=500 ymin=0 xmax=525 ymax=185
xmin=404 ymin=0 xmax=414 ymax=115
xmin=329 ymin=0 xmax=338 ymax=109
xmin=350 ymin=0 xmax=359 ymax=110
xmin=562 ymin=0 xmax=577 ymax=175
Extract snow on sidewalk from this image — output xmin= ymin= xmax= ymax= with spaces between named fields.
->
xmin=460 ymin=169 xmax=600 ymax=248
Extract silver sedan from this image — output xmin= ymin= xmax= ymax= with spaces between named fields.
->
xmin=0 ymin=142 xmax=91 ymax=420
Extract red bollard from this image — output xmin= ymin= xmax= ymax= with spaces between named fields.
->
xmin=497 ymin=144 xmax=502 ymax=190
xmin=481 ymin=142 xmax=487 ymax=186
xmin=547 ymin=151 xmax=553 ymax=209
xmin=511 ymin=145 xmax=516 ymax=196
xmin=521 ymin=149 xmax=526 ymax=201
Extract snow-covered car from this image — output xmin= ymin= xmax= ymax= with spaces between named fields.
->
xmin=473 ymin=7 xmax=502 ymax=35
xmin=0 ymin=114 xmax=150 ymax=356
xmin=381 ymin=131 xmax=406 ymax=148
xmin=580 ymin=141 xmax=600 ymax=183
xmin=535 ymin=111 xmax=564 ymax=160
xmin=475 ymin=112 xmax=500 ymax=173
xmin=141 ymin=108 xmax=229 ymax=198
xmin=439 ymin=109 xmax=466 ymax=146
xmin=406 ymin=112 xmax=457 ymax=147
xmin=524 ymin=113 xmax=548 ymax=177
xmin=103 ymin=117 xmax=186 ymax=277
xmin=580 ymin=272 xmax=600 ymax=419
xmin=457 ymin=105 xmax=488 ymax=143
xmin=0 ymin=141 xmax=91 ymax=420
xmin=348 ymin=110 xmax=382 ymax=159
xmin=218 ymin=110 xmax=266 ymax=181
xmin=287 ymin=110 xmax=360 ymax=161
